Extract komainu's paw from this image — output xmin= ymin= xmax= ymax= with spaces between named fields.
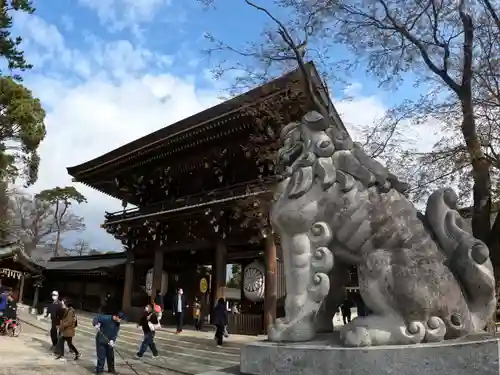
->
xmin=340 ymin=315 xmax=427 ymax=347
xmin=268 ymin=317 xmax=316 ymax=342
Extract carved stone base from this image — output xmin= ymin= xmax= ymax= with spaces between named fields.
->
xmin=239 ymin=333 xmax=500 ymax=375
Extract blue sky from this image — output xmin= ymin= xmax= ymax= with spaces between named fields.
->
xmin=8 ymin=0 xmax=431 ymax=252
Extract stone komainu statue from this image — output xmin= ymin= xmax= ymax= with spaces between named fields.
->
xmin=269 ymin=110 xmax=496 ymax=347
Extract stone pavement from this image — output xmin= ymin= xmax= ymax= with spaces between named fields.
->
xmin=8 ymin=317 xmax=187 ymax=375
xmin=18 ymin=307 xmax=246 ymax=374
xmin=0 ymin=323 xmax=91 ymax=375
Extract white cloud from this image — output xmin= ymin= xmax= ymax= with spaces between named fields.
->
xmin=13 ymin=13 xmax=218 ymax=250
xmin=26 ymin=72 xmax=220 ymax=250
xmin=78 ymin=0 xmax=172 ymax=33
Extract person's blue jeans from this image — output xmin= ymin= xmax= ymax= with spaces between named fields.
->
xmin=137 ymin=332 xmax=158 ymax=357
xmin=95 ymin=340 xmax=115 ymax=373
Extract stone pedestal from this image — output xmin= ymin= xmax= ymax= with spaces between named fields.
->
xmin=239 ymin=334 xmax=500 ymax=375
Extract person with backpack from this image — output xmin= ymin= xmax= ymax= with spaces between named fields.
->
xmin=54 ymin=298 xmax=80 ymax=361
xmin=135 ymin=304 xmax=159 ymax=359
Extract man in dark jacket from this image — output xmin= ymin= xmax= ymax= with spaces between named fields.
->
xmin=45 ymin=291 xmax=63 ymax=350
xmin=213 ymin=298 xmax=228 ymax=348
xmin=135 ymin=304 xmax=159 ymax=358
xmin=92 ymin=311 xmax=125 ymax=374
xmin=172 ymin=288 xmax=187 ymax=334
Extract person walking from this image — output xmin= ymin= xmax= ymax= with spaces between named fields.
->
xmin=340 ymin=299 xmax=352 ymax=325
xmin=54 ymin=298 xmax=80 ymax=361
xmin=192 ymin=297 xmax=202 ymax=331
xmin=0 ymin=287 xmax=9 ymax=316
xmin=135 ymin=304 xmax=159 ymax=359
xmin=213 ymin=298 xmax=228 ymax=348
xmin=45 ymin=291 xmax=63 ymax=351
xmin=102 ymin=293 xmax=112 ymax=314
xmin=172 ymin=288 xmax=187 ymax=334
xmin=92 ymin=311 xmax=125 ymax=374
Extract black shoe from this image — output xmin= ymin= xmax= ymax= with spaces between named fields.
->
xmin=74 ymin=353 xmax=80 ymax=360
xmin=107 ymin=369 xmax=118 ymax=374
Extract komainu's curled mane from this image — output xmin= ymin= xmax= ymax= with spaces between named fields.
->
xmin=268 ymin=110 xmax=496 ymax=347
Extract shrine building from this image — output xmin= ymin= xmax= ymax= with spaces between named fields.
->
xmin=0 ymin=239 xmax=44 ymax=305
xmin=65 ymin=62 xmax=347 ymax=334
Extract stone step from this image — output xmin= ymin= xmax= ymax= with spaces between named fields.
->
xmin=76 ymin=315 xmax=242 ymax=354
xmin=76 ymin=325 xmax=239 ymax=369
xmin=20 ymin=311 xmax=242 ymax=374
xmin=25 ymin=332 xmax=184 ymax=374
xmin=77 ymin=314 xmax=246 ymax=349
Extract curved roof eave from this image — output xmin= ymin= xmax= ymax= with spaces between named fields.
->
xmin=0 ymin=240 xmax=44 ymax=273
xmin=66 ymin=63 xmax=319 ymax=179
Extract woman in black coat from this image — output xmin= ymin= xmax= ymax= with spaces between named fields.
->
xmin=213 ymin=298 xmax=228 ymax=347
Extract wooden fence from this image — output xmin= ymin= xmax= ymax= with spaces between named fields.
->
xmin=227 ymin=313 xmax=263 ymax=335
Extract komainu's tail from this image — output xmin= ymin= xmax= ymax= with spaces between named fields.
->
xmin=425 ymin=188 xmax=496 ymax=330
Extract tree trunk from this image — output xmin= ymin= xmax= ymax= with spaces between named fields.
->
xmin=54 ymin=229 xmax=61 ymax=257
xmin=460 ymin=98 xmax=492 ymax=243
xmin=0 ymin=181 xmax=9 ymax=241
xmin=471 ymin=157 xmax=492 ymax=242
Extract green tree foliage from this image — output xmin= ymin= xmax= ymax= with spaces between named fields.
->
xmin=0 ymin=77 xmax=46 ymax=184
xmin=35 ymin=186 xmax=87 ymax=256
xmin=0 ymin=1 xmax=46 ymax=239
xmin=0 ymin=0 xmax=34 ymax=75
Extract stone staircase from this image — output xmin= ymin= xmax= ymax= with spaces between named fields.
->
xmin=19 ymin=308 xmax=251 ymax=374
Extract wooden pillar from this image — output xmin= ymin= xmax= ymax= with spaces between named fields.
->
xmin=32 ymin=286 xmax=40 ymax=310
xmin=151 ymin=246 xmax=164 ymax=304
xmin=264 ymin=234 xmax=277 ymax=331
xmin=122 ymin=250 xmax=134 ymax=313
xmin=212 ymin=241 xmax=227 ymax=310
xmin=18 ymin=273 xmax=25 ymax=304
xmin=79 ymin=281 xmax=85 ymax=310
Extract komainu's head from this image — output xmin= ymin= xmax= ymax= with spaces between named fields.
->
xmin=276 ymin=111 xmax=352 ymax=199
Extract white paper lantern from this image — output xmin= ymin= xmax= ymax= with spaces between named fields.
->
xmin=145 ymin=268 xmax=168 ymax=296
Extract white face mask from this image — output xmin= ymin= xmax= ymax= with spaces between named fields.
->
xmin=51 ymin=295 xmax=58 ymax=301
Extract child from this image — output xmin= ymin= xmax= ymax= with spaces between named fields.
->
xmin=193 ymin=297 xmax=201 ymax=331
